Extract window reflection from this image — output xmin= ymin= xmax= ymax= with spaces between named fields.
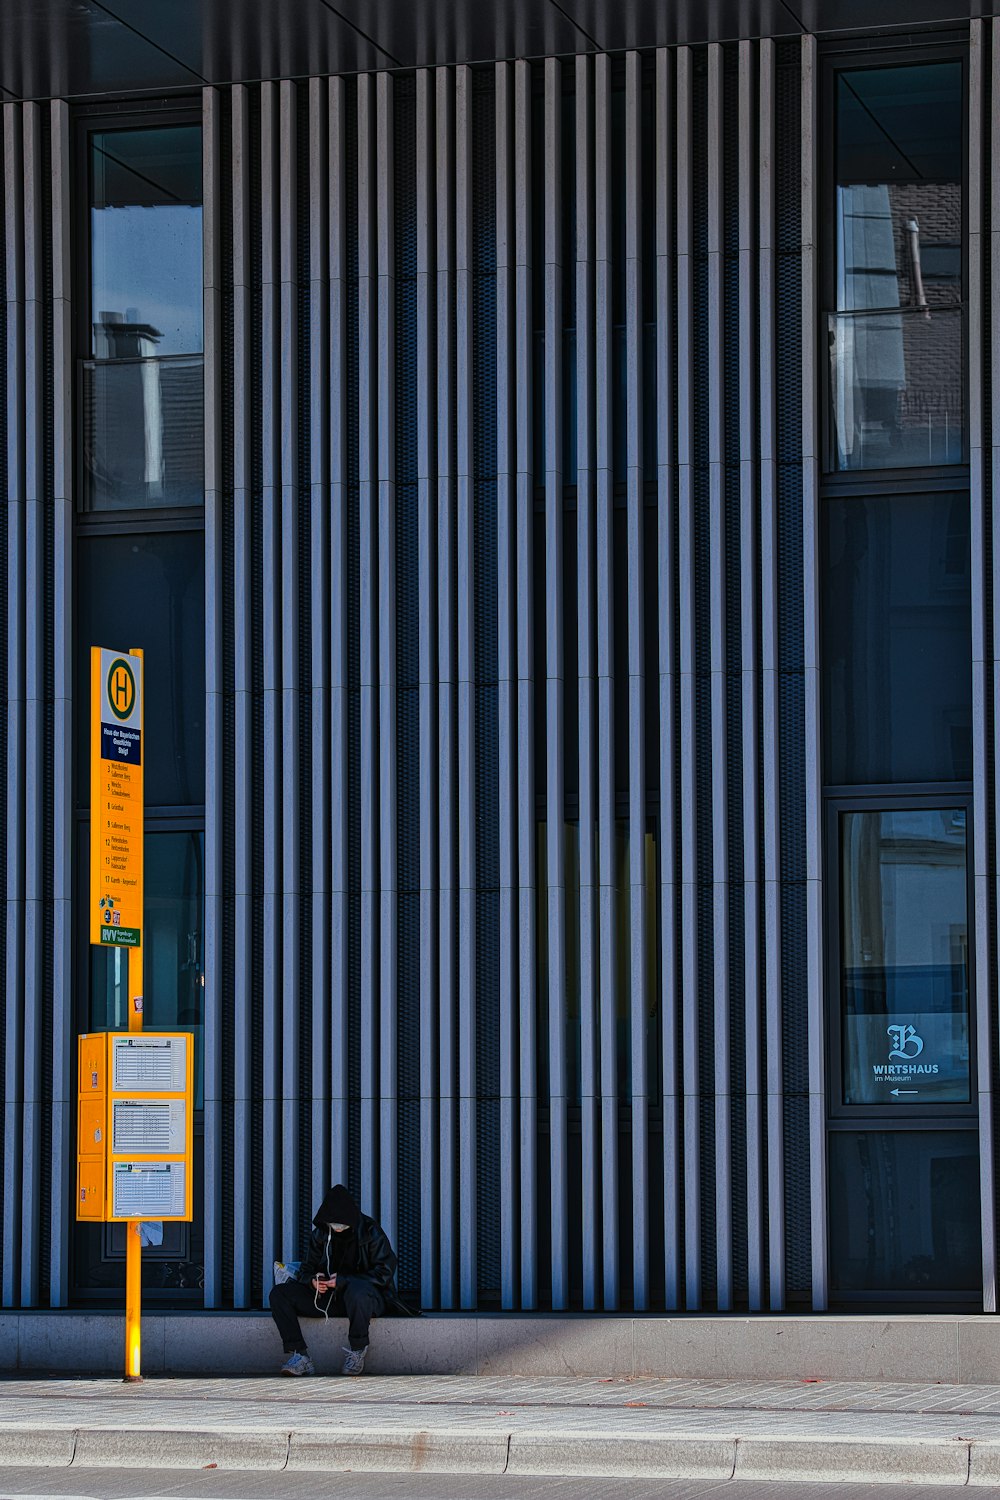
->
xmin=85 ymin=126 xmax=203 ymax=510
xmin=83 ymin=358 xmax=204 ymax=510
xmin=823 ymin=493 xmax=971 ymax=785
xmin=831 ymin=63 xmax=963 ymax=470
xmin=91 ymin=127 xmax=203 ymax=357
xmin=840 ymin=809 xmax=970 ymax=1107
xmin=830 ymin=1131 xmax=980 ymax=1294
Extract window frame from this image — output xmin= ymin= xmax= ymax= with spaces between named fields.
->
xmin=824 ymin=787 xmax=977 ymax=1127
xmin=73 ymin=99 xmax=204 ymax=525
xmin=818 ymin=39 xmax=979 ymax=1308
xmin=819 ymin=39 xmax=969 ymax=483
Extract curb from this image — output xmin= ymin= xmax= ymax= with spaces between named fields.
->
xmin=1 ymin=1423 xmax=998 ymax=1483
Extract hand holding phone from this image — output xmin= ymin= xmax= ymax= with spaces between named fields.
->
xmin=312 ymin=1274 xmax=336 ymax=1292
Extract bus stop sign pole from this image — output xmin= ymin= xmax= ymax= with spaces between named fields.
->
xmin=88 ymin=642 xmax=146 ymax=1382
xmin=125 ymin=647 xmax=143 ymax=1382
xmin=125 ymin=925 xmax=143 ymax=1381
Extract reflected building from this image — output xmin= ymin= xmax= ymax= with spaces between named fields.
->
xmin=85 ymin=311 xmax=204 ymax=511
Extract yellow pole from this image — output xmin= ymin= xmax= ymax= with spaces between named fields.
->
xmin=124 ymin=934 xmax=143 ymax=1379
xmin=125 ymin=645 xmax=144 ymax=1382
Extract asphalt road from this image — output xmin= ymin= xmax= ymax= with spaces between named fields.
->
xmin=0 ymin=1472 xmax=972 ymax=1500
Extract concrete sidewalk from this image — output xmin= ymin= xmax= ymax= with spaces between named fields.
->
xmin=2 ymin=1374 xmax=1000 ymax=1485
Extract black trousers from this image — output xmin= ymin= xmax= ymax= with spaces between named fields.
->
xmin=268 ymin=1276 xmax=385 ymax=1353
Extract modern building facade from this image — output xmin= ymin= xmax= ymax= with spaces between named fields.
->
xmin=0 ymin=2 xmax=996 ymax=1317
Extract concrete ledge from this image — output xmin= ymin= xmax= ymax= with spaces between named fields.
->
xmin=735 ymin=1435 xmax=972 ymax=1487
xmin=634 ymin=1314 xmax=964 ymax=1384
xmin=3 ymin=1310 xmax=998 ymax=1382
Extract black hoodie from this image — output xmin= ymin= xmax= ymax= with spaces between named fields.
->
xmin=312 ymin=1184 xmax=361 ymax=1232
xmin=296 ymin=1184 xmax=416 ymax=1315
xmin=309 ymin=1184 xmax=362 ymax=1277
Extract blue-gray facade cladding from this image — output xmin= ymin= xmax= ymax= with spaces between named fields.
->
xmin=1 ymin=25 xmax=997 ymax=1311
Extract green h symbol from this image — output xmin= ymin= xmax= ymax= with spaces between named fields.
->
xmin=108 ymin=659 xmax=135 ymax=721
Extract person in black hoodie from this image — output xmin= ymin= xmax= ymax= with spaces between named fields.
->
xmin=268 ymin=1184 xmax=409 ymax=1376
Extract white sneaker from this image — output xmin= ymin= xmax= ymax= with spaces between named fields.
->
xmin=341 ymin=1344 xmax=368 ymax=1375
xmin=280 ymin=1351 xmax=315 ymax=1376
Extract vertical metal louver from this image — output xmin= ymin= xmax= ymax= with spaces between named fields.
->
xmin=0 ymin=109 xmax=8 ymax=1274
xmin=38 ymin=105 xmax=56 ymax=1310
xmin=394 ymin=74 xmax=422 ymax=1296
xmin=1 ymin=98 xmax=73 ymax=1309
xmin=472 ymin=71 xmax=501 ymax=1301
xmin=970 ymin=18 xmax=999 ymax=1309
xmin=773 ymin=39 xmax=812 ymax=1305
xmin=215 ymin=87 xmax=236 ymax=1306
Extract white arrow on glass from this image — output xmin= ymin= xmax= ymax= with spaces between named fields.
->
xmin=890 ymin=1089 xmax=918 ymax=1097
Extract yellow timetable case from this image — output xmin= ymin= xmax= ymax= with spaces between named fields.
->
xmin=75 ymin=1032 xmax=194 ymax=1223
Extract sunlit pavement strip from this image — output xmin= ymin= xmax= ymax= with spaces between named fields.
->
xmin=1 ymin=1377 xmax=999 ymax=1484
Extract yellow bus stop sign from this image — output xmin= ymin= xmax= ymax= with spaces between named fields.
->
xmin=90 ymin=647 xmax=144 ymax=947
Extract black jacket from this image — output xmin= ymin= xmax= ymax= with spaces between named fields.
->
xmin=297 ymin=1212 xmax=415 ymax=1317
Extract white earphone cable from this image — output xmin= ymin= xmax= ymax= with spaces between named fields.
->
xmin=313 ymin=1228 xmax=332 ymax=1321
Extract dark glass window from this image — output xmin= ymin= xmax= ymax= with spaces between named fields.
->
xmin=823 ymin=493 xmax=971 ymax=785
xmin=76 ymin=530 xmax=205 ymax=807
xmin=830 ymin=62 xmax=963 ymax=471
xmin=84 ymin=126 xmax=203 ymax=509
xmin=829 ymin=1130 xmax=980 ymax=1294
xmin=840 ymin=808 xmax=970 ymax=1107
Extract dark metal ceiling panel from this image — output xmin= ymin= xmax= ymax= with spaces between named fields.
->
xmin=101 ymin=0 xmax=394 ymax=86
xmin=0 ymin=0 xmax=995 ymax=103
xmin=784 ymin=0 xmax=996 ymax=33
xmin=0 ymin=0 xmax=203 ymax=100
xmin=552 ymin=0 xmax=802 ymax=49
xmin=326 ymin=0 xmax=592 ymax=67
